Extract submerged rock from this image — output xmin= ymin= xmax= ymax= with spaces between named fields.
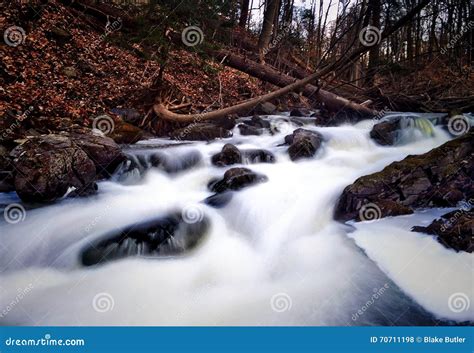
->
xmin=170 ymin=123 xmax=232 ymax=141
xmin=370 ymin=120 xmax=400 ymax=146
xmin=209 ymin=167 xmax=268 ymax=193
xmin=335 ymin=130 xmax=474 ymax=222
xmin=412 ymin=209 xmax=473 ymax=253
xmin=11 ymin=135 xmax=97 ymax=202
xmin=81 ymin=212 xmax=210 ymax=266
xmin=284 ymin=128 xmax=323 ymax=161
xmin=211 ymin=144 xmax=275 ymax=167
xmin=211 ymin=144 xmax=242 ymax=167
xmin=203 ymin=192 xmax=233 ymax=208
xmin=237 ymin=123 xmax=262 ymax=136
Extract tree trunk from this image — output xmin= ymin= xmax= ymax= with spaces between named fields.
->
xmin=239 ymin=0 xmax=250 ymax=28
xmin=365 ymin=0 xmax=381 ymax=86
xmin=258 ymin=0 xmax=280 ymax=62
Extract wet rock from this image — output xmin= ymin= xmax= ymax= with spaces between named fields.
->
xmin=242 ymin=149 xmax=275 ymax=164
xmin=68 ymin=132 xmax=125 ymax=176
xmin=170 ymin=123 xmax=232 ymax=141
xmin=81 ymin=212 xmax=210 ymax=266
xmin=108 ymin=122 xmax=144 ymax=144
xmin=0 ymin=145 xmax=14 ymax=192
xmin=213 ymin=115 xmax=237 ymax=130
xmin=256 ymin=102 xmax=277 ymax=115
xmin=211 ymin=144 xmax=242 ymax=167
xmin=11 ymin=135 xmax=97 ymax=202
xmin=290 ymin=108 xmax=311 ymax=117
xmin=237 ymin=123 xmax=262 ymax=136
xmin=335 ymin=130 xmax=474 ymax=222
xmin=370 ymin=120 xmax=400 ymax=146
xmin=209 ymin=167 xmax=268 ymax=193
xmin=284 ymin=128 xmax=323 ymax=161
xmin=150 ymin=150 xmax=202 ymax=173
xmin=412 ymin=209 xmax=473 ymax=253
xmin=247 ymin=115 xmax=271 ymax=129
xmin=203 ymin=192 xmax=233 ymax=208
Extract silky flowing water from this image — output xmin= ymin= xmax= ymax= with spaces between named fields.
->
xmin=0 ymin=113 xmax=472 ymax=325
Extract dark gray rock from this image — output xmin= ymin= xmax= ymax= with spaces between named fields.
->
xmin=211 ymin=144 xmax=242 ymax=167
xmin=209 ymin=167 xmax=268 ymax=193
xmin=284 ymin=128 xmax=323 ymax=161
xmin=335 ymin=130 xmax=474 ymax=222
xmin=81 ymin=212 xmax=210 ymax=266
xmin=170 ymin=123 xmax=232 ymax=141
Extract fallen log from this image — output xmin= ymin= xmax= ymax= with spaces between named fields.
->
xmin=212 ymin=50 xmax=376 ymax=116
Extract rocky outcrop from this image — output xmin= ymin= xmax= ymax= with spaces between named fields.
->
xmin=335 ymin=130 xmax=474 ymax=222
xmin=211 ymin=144 xmax=242 ymax=166
xmin=284 ymin=128 xmax=323 ymax=161
xmin=170 ymin=123 xmax=232 ymax=141
xmin=11 ymin=135 xmax=97 ymax=202
xmin=370 ymin=120 xmax=400 ymax=146
xmin=0 ymin=145 xmax=15 ymax=193
xmin=10 ymin=133 xmax=125 ymax=202
xmin=412 ymin=209 xmax=473 ymax=253
xmin=68 ymin=132 xmax=125 ymax=176
xmin=211 ymin=144 xmax=275 ymax=167
xmin=81 ymin=212 xmax=210 ymax=266
xmin=209 ymin=167 xmax=268 ymax=193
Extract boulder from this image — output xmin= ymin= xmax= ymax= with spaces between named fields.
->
xmin=284 ymin=128 xmax=323 ymax=161
xmin=11 ymin=135 xmax=97 ymax=202
xmin=237 ymin=123 xmax=262 ymax=136
xmin=412 ymin=209 xmax=473 ymax=253
xmin=370 ymin=120 xmax=400 ymax=146
xmin=170 ymin=123 xmax=232 ymax=141
xmin=211 ymin=144 xmax=242 ymax=167
xmin=256 ymin=102 xmax=277 ymax=115
xmin=209 ymin=167 xmax=268 ymax=193
xmin=81 ymin=212 xmax=210 ymax=266
xmin=290 ymin=108 xmax=312 ymax=117
xmin=335 ymin=130 xmax=474 ymax=222
xmin=68 ymin=132 xmax=125 ymax=176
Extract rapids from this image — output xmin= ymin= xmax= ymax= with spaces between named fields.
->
xmin=0 ymin=113 xmax=472 ymax=325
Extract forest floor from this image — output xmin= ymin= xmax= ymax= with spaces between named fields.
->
xmin=1 ymin=0 xmax=473 ymax=140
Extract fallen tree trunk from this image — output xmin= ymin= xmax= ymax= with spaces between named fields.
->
xmin=155 ymin=0 xmax=430 ymax=123
xmin=212 ymin=50 xmax=376 ymax=116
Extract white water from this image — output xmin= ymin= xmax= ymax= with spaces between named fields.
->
xmin=0 ymin=115 xmax=472 ymax=325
